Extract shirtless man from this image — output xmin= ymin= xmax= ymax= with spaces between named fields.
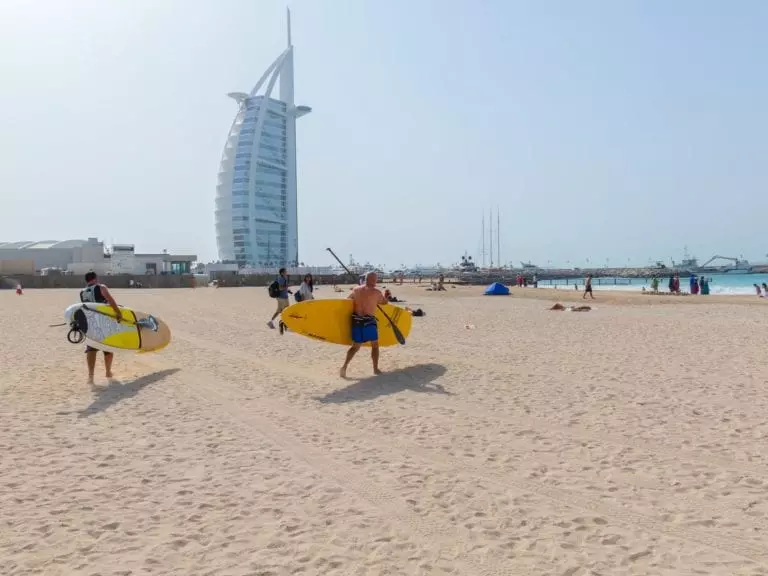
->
xmin=340 ymin=271 xmax=388 ymax=378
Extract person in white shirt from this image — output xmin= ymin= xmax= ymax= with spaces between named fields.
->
xmin=297 ymin=273 xmax=315 ymax=302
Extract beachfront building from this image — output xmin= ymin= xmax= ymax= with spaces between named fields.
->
xmin=0 ymin=238 xmax=196 ymax=276
xmin=214 ymin=9 xmax=311 ymax=268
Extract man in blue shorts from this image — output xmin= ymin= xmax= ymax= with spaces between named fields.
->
xmin=340 ymin=271 xmax=388 ymax=378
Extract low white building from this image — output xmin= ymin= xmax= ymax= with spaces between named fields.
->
xmin=0 ymin=238 xmax=106 ymax=273
xmin=107 ymin=244 xmax=196 ymax=275
xmin=0 ymin=238 xmax=196 ymax=275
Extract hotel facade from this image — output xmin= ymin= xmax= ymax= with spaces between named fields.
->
xmin=214 ymin=10 xmax=311 ymax=267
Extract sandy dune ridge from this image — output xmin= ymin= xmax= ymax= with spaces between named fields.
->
xmin=2 ymin=285 xmax=768 ymax=575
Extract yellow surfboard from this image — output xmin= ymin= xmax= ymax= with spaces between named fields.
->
xmin=281 ymin=299 xmax=412 ymax=347
xmin=63 ymin=303 xmax=172 ymax=352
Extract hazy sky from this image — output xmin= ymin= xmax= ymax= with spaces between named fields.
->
xmin=1 ymin=0 xmax=766 ymax=269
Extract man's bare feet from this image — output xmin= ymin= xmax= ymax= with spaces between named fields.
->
xmin=340 ymin=366 xmax=347 ymax=378
xmin=87 ymin=376 xmax=95 ymax=387
xmin=373 ymin=368 xmax=383 ymax=375
xmin=105 ymin=372 xmax=113 ymax=379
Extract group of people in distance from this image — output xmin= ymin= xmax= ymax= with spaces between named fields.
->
xmin=647 ymin=274 xmax=711 ymax=295
xmin=267 ymin=268 xmax=388 ymax=377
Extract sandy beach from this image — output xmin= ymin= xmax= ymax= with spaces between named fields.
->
xmin=2 ymin=284 xmax=768 ymax=575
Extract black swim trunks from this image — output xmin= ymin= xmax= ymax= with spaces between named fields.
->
xmin=85 ymin=345 xmax=113 ymax=355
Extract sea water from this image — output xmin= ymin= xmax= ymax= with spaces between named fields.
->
xmin=539 ymin=273 xmax=768 ymax=296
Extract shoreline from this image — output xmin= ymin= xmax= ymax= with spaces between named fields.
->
xmin=355 ymin=283 xmax=768 ymax=307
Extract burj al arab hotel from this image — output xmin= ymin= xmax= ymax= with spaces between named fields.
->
xmin=215 ymin=9 xmax=311 ymax=268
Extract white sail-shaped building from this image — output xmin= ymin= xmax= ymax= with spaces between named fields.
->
xmin=215 ymin=9 xmax=311 ymax=267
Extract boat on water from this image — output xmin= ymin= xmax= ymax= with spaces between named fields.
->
xmin=454 ymin=253 xmax=477 ymax=273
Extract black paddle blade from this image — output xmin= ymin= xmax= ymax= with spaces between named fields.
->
xmin=378 ymin=305 xmax=406 ymax=345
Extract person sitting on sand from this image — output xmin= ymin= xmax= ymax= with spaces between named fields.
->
xmin=383 ymin=288 xmax=402 ymax=303
xmin=340 ymin=271 xmax=388 ymax=378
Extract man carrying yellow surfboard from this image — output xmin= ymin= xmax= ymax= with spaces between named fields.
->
xmin=340 ymin=271 xmax=388 ymax=378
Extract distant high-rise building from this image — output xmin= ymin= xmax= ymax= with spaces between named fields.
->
xmin=215 ymin=9 xmax=311 ymax=267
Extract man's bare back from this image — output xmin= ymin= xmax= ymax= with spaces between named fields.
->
xmin=349 ymin=285 xmax=386 ymax=316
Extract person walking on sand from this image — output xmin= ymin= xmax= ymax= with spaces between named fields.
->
xmin=80 ymin=271 xmax=122 ymax=385
xmin=296 ymin=273 xmax=314 ymax=302
xmin=340 ymin=271 xmax=388 ymax=378
xmin=583 ymin=274 xmax=594 ymax=299
xmin=267 ymin=268 xmax=292 ymax=332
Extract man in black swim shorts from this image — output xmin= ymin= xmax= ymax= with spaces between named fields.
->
xmin=80 ymin=271 xmax=122 ymax=385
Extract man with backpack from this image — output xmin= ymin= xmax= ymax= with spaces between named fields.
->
xmin=267 ymin=268 xmax=291 ymax=332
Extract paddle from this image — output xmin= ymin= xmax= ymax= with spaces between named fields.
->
xmin=377 ymin=305 xmax=406 ymax=345
xmin=326 ymin=247 xmax=406 ymax=345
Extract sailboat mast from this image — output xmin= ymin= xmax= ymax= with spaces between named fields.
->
xmin=497 ymin=206 xmax=500 ymax=268
xmin=489 ymin=208 xmax=494 ymax=267
xmin=481 ymin=214 xmax=485 ymax=268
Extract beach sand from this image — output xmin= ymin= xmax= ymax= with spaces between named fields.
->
xmin=2 ymin=284 xmax=768 ymax=575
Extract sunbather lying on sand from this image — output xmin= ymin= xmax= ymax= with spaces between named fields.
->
xmin=550 ymin=303 xmax=592 ymax=312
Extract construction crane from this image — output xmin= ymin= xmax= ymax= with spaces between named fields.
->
xmin=326 ymin=247 xmax=353 ymax=275
xmin=699 ymin=255 xmax=751 ymax=271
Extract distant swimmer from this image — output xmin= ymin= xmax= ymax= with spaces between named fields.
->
xmin=80 ymin=271 xmax=122 ymax=385
xmin=583 ymin=274 xmax=595 ymax=299
xmin=340 ymin=271 xmax=388 ymax=378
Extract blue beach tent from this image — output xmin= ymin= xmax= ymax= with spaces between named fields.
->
xmin=484 ymin=282 xmax=510 ymax=296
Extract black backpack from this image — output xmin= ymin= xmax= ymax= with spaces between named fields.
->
xmin=268 ymin=280 xmax=281 ymax=298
